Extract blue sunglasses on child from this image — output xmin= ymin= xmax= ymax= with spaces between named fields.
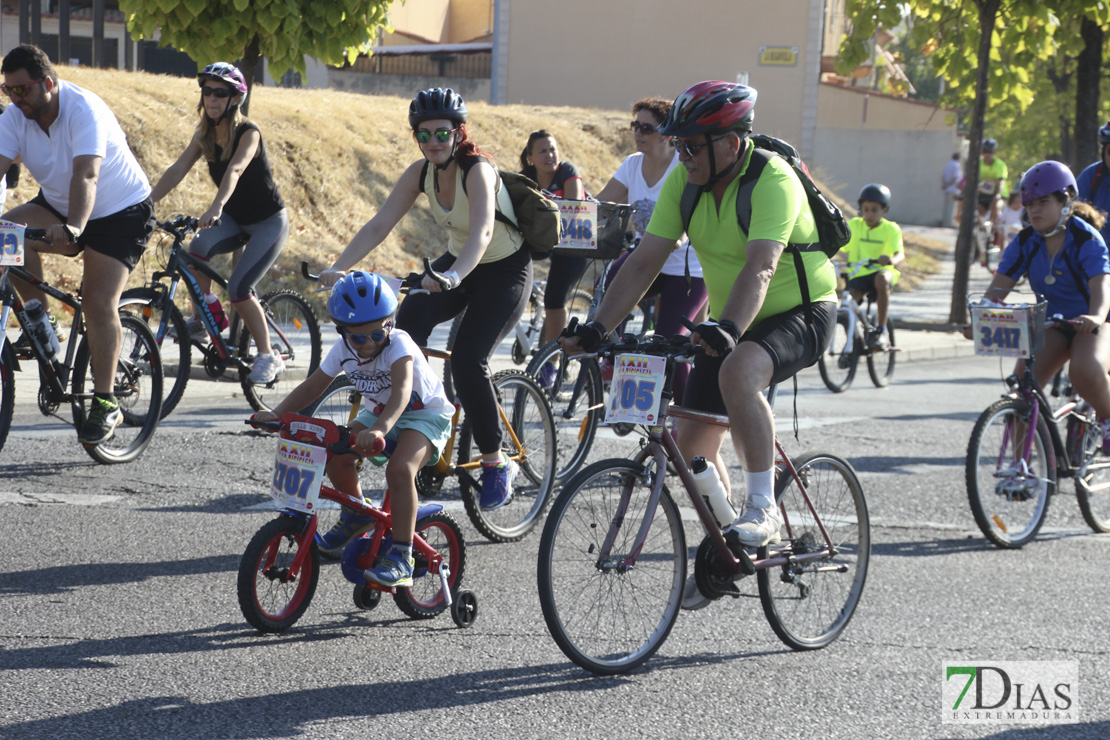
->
xmin=338 ymin=322 xmax=391 ymax=344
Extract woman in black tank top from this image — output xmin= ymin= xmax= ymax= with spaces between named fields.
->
xmin=149 ymin=62 xmax=290 ymax=385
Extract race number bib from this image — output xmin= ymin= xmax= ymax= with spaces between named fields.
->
xmin=555 ymin=200 xmax=598 ymax=252
xmin=970 ymin=304 xmax=1036 ymax=358
xmin=0 ymin=220 xmax=25 ymax=266
xmin=605 ymin=353 xmax=667 ymax=426
xmin=270 ymin=438 xmax=327 ymax=513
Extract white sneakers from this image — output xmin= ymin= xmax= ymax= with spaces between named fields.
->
xmin=727 ymin=505 xmax=783 ymax=547
xmin=249 ymin=353 xmax=286 ymax=384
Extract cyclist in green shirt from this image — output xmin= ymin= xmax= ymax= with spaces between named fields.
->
xmin=560 ymin=81 xmax=837 ymax=579
xmin=979 ymin=138 xmax=1008 ymax=224
xmin=841 ymin=183 xmax=904 ymax=350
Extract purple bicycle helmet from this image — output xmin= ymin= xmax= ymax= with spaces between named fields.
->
xmin=1019 ymin=161 xmax=1077 ymax=205
xmin=1099 ymin=120 xmax=1110 ymax=146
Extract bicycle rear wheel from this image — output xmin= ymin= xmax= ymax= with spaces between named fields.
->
xmin=537 ymin=458 xmax=686 ymax=675
xmin=965 ymin=398 xmax=1054 ymax=548
xmin=237 ymin=515 xmax=320 ymax=632
xmin=817 ymin=312 xmax=858 ymax=393
xmin=526 ymin=339 xmax=603 ymax=482
xmin=758 ymin=452 xmax=870 ymax=650
xmin=865 ymin=313 xmax=896 ymax=387
xmin=241 ymin=289 xmax=322 ymax=412
xmin=72 ymin=313 xmax=163 ymax=464
xmin=393 ymin=511 xmax=466 ymax=618
xmin=1067 ymin=415 xmax=1110 ymax=533
xmin=119 ymin=287 xmax=191 ymax=419
xmin=0 ymin=345 xmax=13 ymax=455
xmin=457 ymin=370 xmax=557 ymax=542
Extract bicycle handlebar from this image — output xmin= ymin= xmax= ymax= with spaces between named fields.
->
xmin=300 ymin=259 xmax=427 ymax=293
xmin=244 ymin=417 xmax=371 ymax=457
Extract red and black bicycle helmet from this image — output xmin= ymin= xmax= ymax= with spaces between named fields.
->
xmin=657 ymin=81 xmax=757 ymax=138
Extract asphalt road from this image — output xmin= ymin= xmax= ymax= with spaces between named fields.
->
xmin=1 ymin=353 xmax=1108 ymax=739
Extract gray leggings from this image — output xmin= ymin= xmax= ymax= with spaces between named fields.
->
xmin=189 ymin=209 xmax=289 ymax=302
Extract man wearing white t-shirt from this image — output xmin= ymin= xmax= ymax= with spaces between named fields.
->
xmin=0 ymin=44 xmax=154 ymax=445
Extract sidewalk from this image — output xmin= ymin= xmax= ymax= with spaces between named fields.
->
xmin=888 ymin=224 xmax=993 ymax=363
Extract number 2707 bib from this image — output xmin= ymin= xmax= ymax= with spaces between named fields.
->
xmin=269 ymin=438 xmax=327 ymax=513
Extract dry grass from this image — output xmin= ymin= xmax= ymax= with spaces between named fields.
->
xmin=15 ymin=65 xmax=941 ymax=306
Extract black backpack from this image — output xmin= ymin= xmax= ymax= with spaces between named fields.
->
xmin=678 ymin=134 xmax=849 ymax=320
xmin=421 ymin=158 xmax=561 ymax=255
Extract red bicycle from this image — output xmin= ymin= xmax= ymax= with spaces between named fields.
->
xmin=238 ymin=412 xmax=477 ymax=632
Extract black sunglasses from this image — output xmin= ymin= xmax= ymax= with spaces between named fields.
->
xmin=415 ymin=128 xmax=456 ymax=144
xmin=670 ymin=134 xmax=732 ymax=158
xmin=337 ymin=322 xmax=391 ymax=345
xmin=202 ymin=86 xmax=232 ymax=99
xmin=630 ymin=121 xmax=657 ymax=136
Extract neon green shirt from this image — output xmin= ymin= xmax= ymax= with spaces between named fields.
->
xmin=646 ymin=145 xmax=837 ymax=328
xmin=840 ymin=216 xmax=903 ymax=285
xmin=980 ymin=157 xmax=1009 ymax=197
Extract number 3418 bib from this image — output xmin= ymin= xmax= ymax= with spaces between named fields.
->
xmin=606 ymin=353 xmax=667 ymax=426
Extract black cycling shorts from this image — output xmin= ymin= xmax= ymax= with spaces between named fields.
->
xmin=846 ymin=271 xmax=884 ymax=300
xmin=29 ymin=191 xmax=154 ymax=272
xmin=681 ymin=301 xmax=837 ymax=414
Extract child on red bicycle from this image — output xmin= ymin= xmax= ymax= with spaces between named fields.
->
xmin=252 ymin=271 xmax=452 ymax=587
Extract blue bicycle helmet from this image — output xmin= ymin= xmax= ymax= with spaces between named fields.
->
xmin=327 ymin=271 xmax=397 ymax=326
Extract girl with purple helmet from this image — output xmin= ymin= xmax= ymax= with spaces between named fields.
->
xmin=149 ymin=62 xmax=290 ymax=384
xmin=983 ymin=160 xmax=1110 ymax=442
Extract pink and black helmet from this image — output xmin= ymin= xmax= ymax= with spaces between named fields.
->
xmin=198 ymin=62 xmax=248 ymax=100
xmin=1019 ymin=161 xmax=1077 ymax=206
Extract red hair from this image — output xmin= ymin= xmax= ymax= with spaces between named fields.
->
xmin=454 ymin=123 xmax=495 ymax=165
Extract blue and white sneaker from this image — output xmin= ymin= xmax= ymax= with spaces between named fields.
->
xmin=317 ymin=508 xmax=375 ymax=557
xmin=479 ymin=456 xmax=517 ymax=510
xmin=365 ymin=549 xmax=415 ymax=588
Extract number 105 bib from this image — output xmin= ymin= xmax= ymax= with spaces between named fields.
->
xmin=606 ymin=353 xmax=667 ymax=426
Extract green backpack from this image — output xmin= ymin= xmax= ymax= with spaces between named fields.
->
xmin=421 ymin=158 xmax=561 ymax=255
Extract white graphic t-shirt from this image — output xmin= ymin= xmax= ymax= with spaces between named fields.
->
xmin=319 ymin=329 xmax=451 ymax=415
xmin=614 ymin=151 xmax=702 ymax=278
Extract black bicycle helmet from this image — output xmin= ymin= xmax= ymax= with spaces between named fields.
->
xmin=408 ymin=88 xmax=468 ymax=130
xmin=858 ymin=183 xmax=892 ymax=208
xmin=982 ymin=138 xmax=998 ymax=153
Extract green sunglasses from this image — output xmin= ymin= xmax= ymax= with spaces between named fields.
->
xmin=415 ymin=128 xmax=456 ymax=144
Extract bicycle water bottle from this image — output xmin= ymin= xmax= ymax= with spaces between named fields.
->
xmin=24 ymin=299 xmax=60 ymax=362
xmin=690 ymin=456 xmax=736 ymax=528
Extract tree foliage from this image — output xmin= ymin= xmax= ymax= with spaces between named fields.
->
xmin=119 ymin=0 xmax=393 ymax=101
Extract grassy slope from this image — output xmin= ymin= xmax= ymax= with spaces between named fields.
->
xmin=13 ymin=65 xmax=938 ymax=305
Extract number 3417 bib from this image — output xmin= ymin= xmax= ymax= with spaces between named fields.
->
xmin=606 ymin=353 xmax=667 ymax=426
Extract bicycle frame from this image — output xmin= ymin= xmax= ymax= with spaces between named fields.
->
xmin=0 ymin=263 xmax=87 ymax=402
xmin=997 ymin=363 xmax=1090 ymax=481
xmin=592 ymin=356 xmax=838 ymax=580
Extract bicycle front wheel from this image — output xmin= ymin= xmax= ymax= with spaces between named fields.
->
xmin=72 ymin=313 xmax=163 ymax=464
xmin=758 ymin=452 xmax=870 ymax=650
xmin=119 ymin=287 xmax=191 ymax=420
xmin=237 ymin=515 xmax=320 ymax=632
xmin=457 ymin=370 xmax=558 ymax=542
xmin=526 ymin=338 xmax=603 ymax=482
xmin=817 ymin=312 xmax=858 ymax=393
xmin=0 ymin=344 xmax=13 ymax=455
xmin=241 ymin=289 xmax=322 ymax=412
xmin=866 ymin=314 xmax=896 ymax=387
xmin=966 ymin=398 xmax=1054 ymax=548
xmin=537 ymin=458 xmax=686 ymax=675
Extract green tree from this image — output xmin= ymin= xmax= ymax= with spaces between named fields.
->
xmin=119 ymin=0 xmax=394 ymax=111
xmin=839 ymin=0 xmax=1062 ymax=324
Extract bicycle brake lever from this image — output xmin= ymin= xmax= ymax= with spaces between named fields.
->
xmin=422 ymin=257 xmax=453 ymax=291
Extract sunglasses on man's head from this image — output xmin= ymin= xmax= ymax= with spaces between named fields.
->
xmin=1 ymin=80 xmax=41 ymax=98
xmin=202 ymin=86 xmax=232 ymax=99
xmin=338 ymin=323 xmax=391 ymax=345
xmin=415 ymin=128 xmax=456 ymax=144
xmin=630 ymin=121 xmax=657 ymax=136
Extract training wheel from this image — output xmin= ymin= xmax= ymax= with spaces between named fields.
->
xmin=450 ymin=589 xmax=478 ymax=628
xmin=352 ymin=583 xmax=381 ymax=611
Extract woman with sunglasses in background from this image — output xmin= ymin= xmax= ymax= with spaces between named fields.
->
xmin=149 ymin=62 xmax=289 ymax=384
xmin=519 ymin=130 xmax=591 ymax=388
xmin=252 ymin=271 xmax=453 ymax=584
xmin=320 ymin=88 xmax=531 ymax=514
xmin=593 ymin=96 xmax=708 ymax=401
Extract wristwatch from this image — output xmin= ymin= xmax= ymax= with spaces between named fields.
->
xmin=64 ymin=224 xmax=81 ymax=242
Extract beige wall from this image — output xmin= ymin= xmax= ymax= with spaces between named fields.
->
xmin=500 ymin=0 xmax=816 ymax=146
xmin=817 ymin=83 xmax=957 ymax=132
xmin=449 ymin=0 xmax=494 ymax=42
xmin=385 ymin=0 xmax=450 ymax=45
